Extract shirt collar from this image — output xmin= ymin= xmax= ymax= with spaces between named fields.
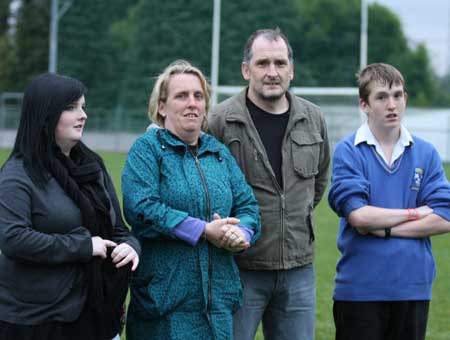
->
xmin=354 ymin=122 xmax=413 ymax=147
xmin=354 ymin=122 xmax=414 ymax=166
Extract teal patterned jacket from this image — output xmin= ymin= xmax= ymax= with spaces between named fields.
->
xmin=122 ymin=128 xmax=261 ymax=340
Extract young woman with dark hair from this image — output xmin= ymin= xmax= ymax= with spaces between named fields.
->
xmin=0 ymin=73 xmax=140 ymax=340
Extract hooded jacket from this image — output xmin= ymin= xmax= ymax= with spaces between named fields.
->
xmin=122 ymin=128 xmax=260 ymax=339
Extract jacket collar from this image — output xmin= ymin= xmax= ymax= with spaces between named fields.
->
xmin=225 ymin=89 xmax=252 ymax=123
xmin=156 ymin=128 xmax=221 ymax=155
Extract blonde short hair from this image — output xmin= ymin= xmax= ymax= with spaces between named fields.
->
xmin=148 ymin=60 xmax=211 ymax=130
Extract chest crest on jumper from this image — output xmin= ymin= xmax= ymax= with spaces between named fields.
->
xmin=411 ymin=167 xmax=424 ymax=191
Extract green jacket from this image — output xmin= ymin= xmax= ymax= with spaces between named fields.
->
xmin=122 ymin=128 xmax=260 ymax=339
xmin=209 ymin=89 xmax=330 ymax=270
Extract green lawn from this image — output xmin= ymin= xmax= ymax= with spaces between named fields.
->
xmin=1 ymin=148 xmax=449 ymax=339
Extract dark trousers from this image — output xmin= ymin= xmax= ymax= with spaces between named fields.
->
xmin=333 ymin=300 xmax=429 ymax=340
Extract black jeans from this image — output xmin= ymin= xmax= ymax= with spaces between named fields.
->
xmin=333 ymin=300 xmax=429 ymax=340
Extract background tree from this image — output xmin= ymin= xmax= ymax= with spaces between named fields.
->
xmin=0 ymin=0 xmax=14 ymax=91
xmin=367 ymin=3 xmax=436 ymax=106
xmin=219 ymin=0 xmax=300 ymax=86
xmin=293 ymin=0 xmax=361 ymax=86
xmin=109 ymin=0 xmax=302 ymax=121
xmin=1 ymin=0 xmax=448 ymax=123
xmin=59 ymin=0 xmax=138 ymax=118
xmin=12 ymin=0 xmax=49 ymax=90
xmin=0 ymin=0 xmax=9 ymax=33
xmin=117 ymin=0 xmax=213 ymax=113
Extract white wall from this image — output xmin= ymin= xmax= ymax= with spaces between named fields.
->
xmin=403 ymin=109 xmax=450 ymax=161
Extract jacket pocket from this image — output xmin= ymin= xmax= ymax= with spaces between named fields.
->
xmin=130 ymin=269 xmax=191 ymax=318
xmin=226 ymin=138 xmax=244 ymax=167
xmin=226 ymin=138 xmax=269 ymax=186
xmin=291 ymin=131 xmax=323 ymax=178
xmin=129 ymin=253 xmax=194 ymax=318
xmin=222 ymin=257 xmax=243 ymax=313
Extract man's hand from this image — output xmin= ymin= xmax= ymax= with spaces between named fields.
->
xmin=415 ymin=205 xmax=433 ymax=219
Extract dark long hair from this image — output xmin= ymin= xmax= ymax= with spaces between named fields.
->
xmin=10 ymin=73 xmax=90 ymax=184
xmin=9 ymin=74 xmax=129 ymax=336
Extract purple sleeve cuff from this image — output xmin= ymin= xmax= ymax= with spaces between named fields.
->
xmin=172 ymin=216 xmax=206 ymax=246
xmin=238 ymin=225 xmax=254 ymax=243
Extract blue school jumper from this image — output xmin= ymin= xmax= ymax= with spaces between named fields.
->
xmin=328 ymin=132 xmax=450 ymax=301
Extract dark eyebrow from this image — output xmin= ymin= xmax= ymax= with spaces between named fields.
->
xmin=255 ymin=57 xmax=288 ymax=64
xmin=374 ymin=91 xmax=388 ymax=96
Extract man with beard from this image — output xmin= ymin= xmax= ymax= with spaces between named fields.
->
xmin=208 ymin=27 xmax=330 ymax=340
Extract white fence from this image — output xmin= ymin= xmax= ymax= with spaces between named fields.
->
xmin=403 ymin=109 xmax=450 ymax=162
xmin=1 ymin=92 xmax=450 ymax=162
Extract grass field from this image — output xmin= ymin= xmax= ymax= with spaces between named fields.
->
xmin=1 ymin=148 xmax=449 ymax=339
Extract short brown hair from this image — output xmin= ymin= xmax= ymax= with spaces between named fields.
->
xmin=357 ymin=63 xmax=406 ymax=103
xmin=243 ymin=27 xmax=293 ymax=64
xmin=148 ymin=60 xmax=211 ymax=130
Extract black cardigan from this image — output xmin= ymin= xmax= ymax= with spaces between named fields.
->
xmin=0 ymin=157 xmax=140 ymax=325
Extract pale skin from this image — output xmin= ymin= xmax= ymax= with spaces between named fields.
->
xmin=241 ymin=36 xmax=293 ymax=114
xmin=206 ymin=213 xmax=250 ymax=252
xmin=159 ymin=73 xmax=206 ymax=146
xmin=56 ymin=97 xmax=139 ymax=271
xmin=349 ymin=81 xmax=450 ymax=238
xmin=159 ymin=73 xmax=250 ymax=251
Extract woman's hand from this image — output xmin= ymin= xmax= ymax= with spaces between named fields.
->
xmin=111 ymin=243 xmax=140 ymax=271
xmin=92 ymin=236 xmax=117 ymax=259
xmin=205 ymin=213 xmax=250 ymax=252
xmin=221 ymin=225 xmax=250 ymax=252
xmin=204 ymin=213 xmax=240 ymax=248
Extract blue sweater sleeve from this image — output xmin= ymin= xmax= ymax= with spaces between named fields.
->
xmin=328 ymin=139 xmax=370 ymax=218
xmin=122 ymin=136 xmax=188 ymax=239
xmin=418 ymin=147 xmax=450 ymax=221
xmin=172 ymin=216 xmax=206 ymax=246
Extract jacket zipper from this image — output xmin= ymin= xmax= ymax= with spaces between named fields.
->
xmin=280 ymin=144 xmax=287 ymax=268
xmin=280 ymin=126 xmax=291 ymax=269
xmin=189 ymin=149 xmax=216 ymax=340
xmin=253 ymin=144 xmax=285 ymax=268
xmin=280 ymin=194 xmax=285 ymax=267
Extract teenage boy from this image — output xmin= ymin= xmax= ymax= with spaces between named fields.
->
xmin=328 ymin=62 xmax=450 ymax=340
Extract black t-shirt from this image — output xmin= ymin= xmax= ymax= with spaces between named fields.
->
xmin=246 ymin=97 xmax=290 ymax=187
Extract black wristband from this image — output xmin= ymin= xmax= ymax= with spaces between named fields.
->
xmin=384 ymin=227 xmax=391 ymax=239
